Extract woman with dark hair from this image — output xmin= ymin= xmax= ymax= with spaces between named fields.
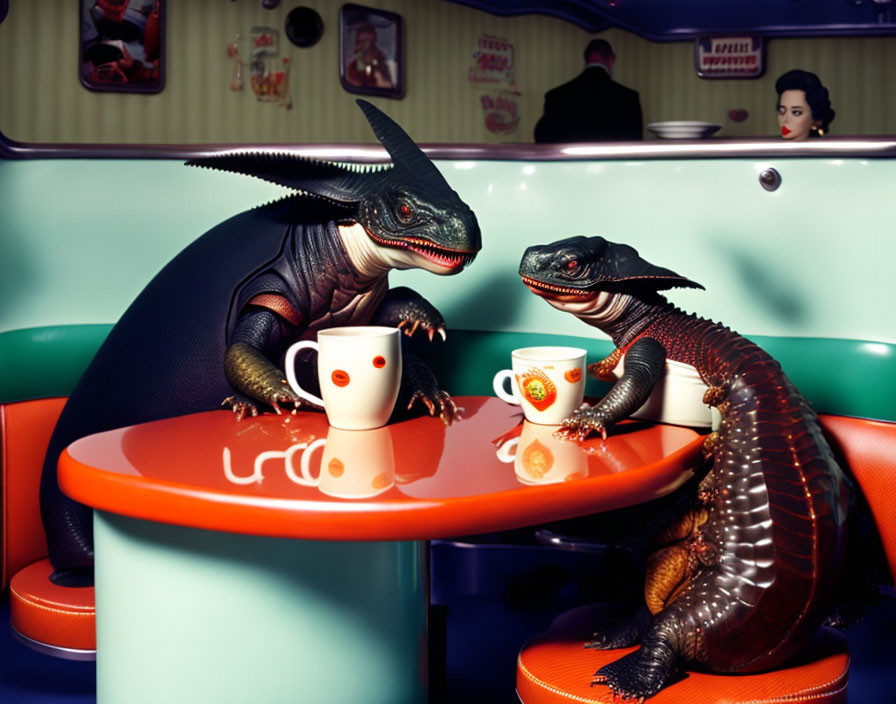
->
xmin=775 ymin=69 xmax=835 ymax=140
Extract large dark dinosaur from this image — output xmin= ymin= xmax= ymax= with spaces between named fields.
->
xmin=518 ymin=235 xmax=851 ymax=701
xmin=40 ymin=100 xmax=481 ymax=587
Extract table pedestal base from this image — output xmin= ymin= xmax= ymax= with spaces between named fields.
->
xmin=94 ymin=511 xmax=428 ymax=704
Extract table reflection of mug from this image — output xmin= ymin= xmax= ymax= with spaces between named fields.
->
xmin=496 ymin=422 xmax=588 ymax=485
xmin=285 ymin=326 xmax=402 ymax=430
xmin=493 ymin=346 xmax=587 ymax=425
xmin=300 ymin=426 xmax=395 ymax=499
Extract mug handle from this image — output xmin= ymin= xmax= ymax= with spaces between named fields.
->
xmin=299 ymin=437 xmax=327 ymax=485
xmin=492 ymin=369 xmax=520 ymax=405
xmin=285 ymin=340 xmax=325 ymax=407
xmin=495 ymin=436 xmax=519 ymax=463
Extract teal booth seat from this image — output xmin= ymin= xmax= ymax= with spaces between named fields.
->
xmin=2 ymin=324 xmax=895 ymax=422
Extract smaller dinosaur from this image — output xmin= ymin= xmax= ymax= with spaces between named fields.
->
xmin=518 ymin=235 xmax=850 ymax=701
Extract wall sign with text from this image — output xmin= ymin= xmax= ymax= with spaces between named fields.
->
xmin=469 ymin=34 xmax=516 ymax=87
xmin=695 ymin=36 xmax=765 ymax=79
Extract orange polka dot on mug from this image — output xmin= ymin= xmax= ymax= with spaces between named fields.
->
xmin=328 ymin=457 xmax=345 ymax=478
xmin=331 ymin=370 xmax=351 ymax=387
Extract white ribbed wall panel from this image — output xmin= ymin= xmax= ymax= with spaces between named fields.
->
xmin=0 ymin=0 xmax=893 ymax=144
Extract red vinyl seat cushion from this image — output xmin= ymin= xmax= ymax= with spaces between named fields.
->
xmin=819 ymin=414 xmax=896 ymax=579
xmin=1 ymin=397 xmax=66 ymax=587
xmin=517 ymin=604 xmax=848 ymax=704
xmin=9 ymin=558 xmax=96 ymax=652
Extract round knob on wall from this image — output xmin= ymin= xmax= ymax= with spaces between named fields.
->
xmin=759 ymin=168 xmax=782 ymax=192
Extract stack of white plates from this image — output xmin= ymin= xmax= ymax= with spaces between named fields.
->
xmin=647 ymin=121 xmax=721 ymax=139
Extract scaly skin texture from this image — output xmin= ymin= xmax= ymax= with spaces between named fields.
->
xmin=40 ymin=101 xmax=480 ymax=586
xmin=518 ymin=236 xmax=851 ymax=701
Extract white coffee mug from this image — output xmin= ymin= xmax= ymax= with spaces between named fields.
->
xmin=299 ymin=426 xmax=395 ymax=499
xmin=496 ymin=421 xmax=589 ymax=485
xmin=492 ymin=346 xmax=587 ymax=425
xmin=613 ymin=356 xmax=720 ymax=430
xmin=285 ymin=326 xmax=402 ymax=430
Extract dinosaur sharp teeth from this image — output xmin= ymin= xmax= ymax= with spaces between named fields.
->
xmin=522 ymin=276 xmax=588 ymax=296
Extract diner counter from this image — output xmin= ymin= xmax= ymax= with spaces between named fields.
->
xmin=58 ymin=396 xmax=704 ymax=541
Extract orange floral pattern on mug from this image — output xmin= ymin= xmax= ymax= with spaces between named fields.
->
xmin=521 ymin=438 xmax=554 ymax=479
xmin=516 ymin=368 xmax=557 ymax=411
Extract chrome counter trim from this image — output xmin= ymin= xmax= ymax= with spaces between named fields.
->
xmin=3 ymin=129 xmax=896 ymax=161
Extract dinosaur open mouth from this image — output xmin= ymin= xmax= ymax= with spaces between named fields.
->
xmin=367 ymin=230 xmax=475 ymax=269
xmin=521 ymin=275 xmax=596 ymax=301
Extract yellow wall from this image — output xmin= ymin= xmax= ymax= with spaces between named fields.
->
xmin=1 ymin=0 xmax=894 ymax=144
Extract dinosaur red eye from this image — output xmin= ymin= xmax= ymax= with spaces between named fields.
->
xmin=397 ymin=203 xmax=412 ymax=221
xmin=567 ymin=260 xmax=578 ymax=270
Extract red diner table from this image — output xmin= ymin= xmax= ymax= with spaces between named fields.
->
xmin=58 ymin=396 xmax=703 ymax=704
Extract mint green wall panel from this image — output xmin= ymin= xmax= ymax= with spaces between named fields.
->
xmin=1 ymin=157 xmax=893 ymax=345
xmin=411 ymin=158 xmax=895 ymax=344
xmin=0 ymin=159 xmax=287 ymax=331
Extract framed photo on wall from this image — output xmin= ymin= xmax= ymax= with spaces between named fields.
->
xmin=79 ymin=0 xmax=165 ymax=93
xmin=339 ymin=4 xmax=404 ymax=99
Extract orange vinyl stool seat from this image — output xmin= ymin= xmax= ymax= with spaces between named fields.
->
xmin=9 ymin=558 xmax=96 ymax=661
xmin=517 ymin=604 xmax=849 ymax=704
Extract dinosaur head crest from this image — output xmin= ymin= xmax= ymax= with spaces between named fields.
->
xmin=519 ymin=235 xmax=704 ymax=300
xmin=355 ymin=99 xmax=445 ymax=186
xmin=184 ymin=101 xmax=480 ymax=272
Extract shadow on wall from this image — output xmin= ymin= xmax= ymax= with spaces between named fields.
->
xmin=439 ymin=267 xmax=527 ymax=331
xmin=0 ymin=222 xmax=38 ymax=322
xmin=710 ymin=238 xmax=809 ymax=325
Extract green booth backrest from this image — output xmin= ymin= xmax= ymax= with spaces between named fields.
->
xmin=2 ymin=325 xmax=894 ymax=423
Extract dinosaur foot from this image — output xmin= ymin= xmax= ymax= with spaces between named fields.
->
xmin=586 ymin=605 xmax=651 ymax=650
xmin=49 ymin=566 xmax=95 ymax=588
xmin=591 ymin=647 xmax=674 ymax=703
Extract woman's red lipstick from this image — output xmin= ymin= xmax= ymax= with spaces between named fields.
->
xmin=781 ymin=126 xmax=791 ymax=136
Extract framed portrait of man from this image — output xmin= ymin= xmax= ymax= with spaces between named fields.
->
xmin=339 ymin=4 xmax=404 ymax=99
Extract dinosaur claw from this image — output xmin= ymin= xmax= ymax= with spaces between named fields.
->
xmin=437 ymin=327 xmax=446 ymax=342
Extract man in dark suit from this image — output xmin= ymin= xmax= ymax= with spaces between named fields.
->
xmin=534 ymin=39 xmax=643 ymax=143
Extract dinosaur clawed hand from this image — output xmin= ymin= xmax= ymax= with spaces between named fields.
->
xmin=408 ymin=388 xmax=463 ymax=424
xmin=223 ymin=394 xmax=262 ymax=421
xmin=223 ymin=381 xmax=318 ymax=421
xmin=397 ymin=317 xmax=447 ymax=342
xmin=373 ymin=286 xmax=447 ymax=342
xmin=556 ymin=406 xmax=608 ymax=441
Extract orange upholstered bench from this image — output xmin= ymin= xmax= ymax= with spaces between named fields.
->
xmin=10 ymin=558 xmax=96 ymax=659
xmin=516 ymin=414 xmax=896 ymax=704
xmin=1 ymin=397 xmax=96 ymax=660
xmin=517 ymin=604 xmax=849 ymax=704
